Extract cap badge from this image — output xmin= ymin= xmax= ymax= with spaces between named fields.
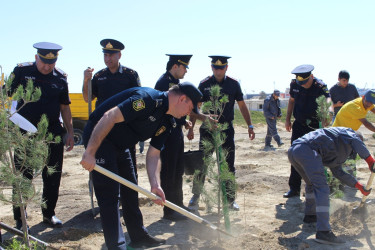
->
xmin=105 ymin=42 xmax=113 ymax=49
xmin=46 ymin=52 xmax=55 ymax=59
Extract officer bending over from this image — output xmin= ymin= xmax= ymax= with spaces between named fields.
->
xmin=80 ymin=83 xmax=202 ymax=250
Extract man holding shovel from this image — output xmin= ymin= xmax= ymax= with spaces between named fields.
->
xmin=288 ymin=127 xmax=375 ymax=245
xmin=80 ymin=83 xmax=202 ymax=250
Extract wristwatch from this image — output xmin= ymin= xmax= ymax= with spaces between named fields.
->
xmin=248 ymin=125 xmax=254 ymax=129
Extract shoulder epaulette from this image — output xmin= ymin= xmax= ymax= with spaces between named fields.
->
xmin=200 ymin=76 xmax=211 ymax=83
xmin=314 ymin=78 xmax=326 ymax=86
xmin=94 ymin=68 xmax=107 ymax=78
xmin=55 ymin=67 xmax=68 ymax=77
xmin=17 ymin=62 xmax=33 ymax=67
xmin=122 ymin=66 xmax=138 ymax=75
xmin=227 ymin=75 xmax=239 ymax=82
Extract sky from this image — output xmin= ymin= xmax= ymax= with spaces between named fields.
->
xmin=1 ymin=0 xmax=374 ymax=95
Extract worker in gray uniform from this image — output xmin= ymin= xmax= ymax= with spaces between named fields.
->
xmin=288 ymin=127 xmax=375 ymax=245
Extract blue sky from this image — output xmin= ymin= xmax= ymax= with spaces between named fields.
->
xmin=1 ymin=0 xmax=374 ymax=95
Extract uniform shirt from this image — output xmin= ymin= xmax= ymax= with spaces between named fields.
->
xmin=199 ymin=75 xmax=244 ymax=124
xmin=9 ymin=62 xmax=70 ymax=135
xmin=292 ymin=127 xmax=370 ymax=168
xmin=154 ymin=71 xmax=186 ymax=126
xmin=289 ymin=78 xmax=330 ymax=126
xmin=92 ymin=64 xmax=141 ymax=108
xmin=263 ymin=94 xmax=281 ymax=119
xmin=87 ymin=87 xmax=175 ymax=151
xmin=329 ymin=83 xmax=359 ymax=115
xmin=332 ymin=97 xmax=374 ymax=130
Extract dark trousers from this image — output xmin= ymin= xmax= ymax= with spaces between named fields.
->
xmin=160 ymin=126 xmax=185 ymax=215
xmin=288 ymin=120 xmax=316 ymax=192
xmin=93 ymin=139 xmax=147 ymax=249
xmin=192 ymin=125 xmax=236 ymax=202
xmin=13 ymin=141 xmax=64 ymax=220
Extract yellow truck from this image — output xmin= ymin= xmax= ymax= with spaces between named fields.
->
xmin=69 ymin=93 xmax=95 ymax=145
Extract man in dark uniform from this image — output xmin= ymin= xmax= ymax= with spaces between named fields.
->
xmin=188 ymin=55 xmax=255 ymax=211
xmin=154 ymin=54 xmax=193 ymax=221
xmin=82 ymin=39 xmax=161 ymax=247
xmin=263 ymin=89 xmax=283 ymax=150
xmin=288 ymin=127 xmax=374 ymax=245
xmin=284 ymin=64 xmax=330 ymax=199
xmin=80 ymin=83 xmax=202 ymax=250
xmin=83 ymin=38 xmax=140 ymax=164
xmin=8 ymin=42 xmax=74 ymax=229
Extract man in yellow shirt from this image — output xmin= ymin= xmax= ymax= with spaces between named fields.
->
xmin=333 ymin=89 xmax=375 ymax=132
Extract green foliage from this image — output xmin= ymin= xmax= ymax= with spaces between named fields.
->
xmin=193 ymin=85 xmax=233 ymax=230
xmin=233 ymin=108 xmax=288 ymax=127
xmin=316 ymin=95 xmax=332 ymax=128
xmin=4 ymin=237 xmax=45 ymax=250
xmin=0 ymin=76 xmax=58 ymax=245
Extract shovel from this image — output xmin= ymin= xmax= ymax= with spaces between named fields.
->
xmin=94 ymin=164 xmax=233 ymax=237
xmin=353 ymin=172 xmax=374 ymax=213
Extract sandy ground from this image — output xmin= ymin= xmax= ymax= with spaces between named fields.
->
xmin=1 ymin=123 xmax=375 ymax=249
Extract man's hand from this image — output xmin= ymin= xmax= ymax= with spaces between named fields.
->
xmin=184 ymin=120 xmax=192 ymax=130
xmin=187 ymin=128 xmax=194 ymax=140
xmin=65 ymin=133 xmax=74 ymax=151
xmin=248 ymin=127 xmax=255 ymax=140
xmin=335 ymin=101 xmax=344 ymax=107
xmin=151 ymin=185 xmax=166 ymax=206
xmin=285 ymin=120 xmax=292 ymax=132
xmin=84 ymin=67 xmax=94 ymax=82
xmin=355 ymin=182 xmax=372 ymax=196
xmin=365 ymin=155 xmax=375 ymax=172
xmin=80 ymin=151 xmax=96 ymax=172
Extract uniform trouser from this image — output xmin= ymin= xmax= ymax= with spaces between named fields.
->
xmin=288 ymin=144 xmax=330 ymax=231
xmin=288 ymin=121 xmax=316 ymax=192
xmin=160 ymin=126 xmax=184 ymax=214
xmin=13 ymin=140 xmax=64 ymax=220
xmin=265 ymin=118 xmax=281 ymax=146
xmin=192 ymin=125 xmax=236 ymax=203
xmin=288 ymin=144 xmax=357 ymax=231
xmin=93 ymin=139 xmax=147 ymax=250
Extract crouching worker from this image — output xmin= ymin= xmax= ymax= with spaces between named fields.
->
xmin=287 ymin=127 xmax=374 ymax=245
xmin=80 ymin=83 xmax=202 ymax=249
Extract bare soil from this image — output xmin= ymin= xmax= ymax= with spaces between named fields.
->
xmin=1 ymin=123 xmax=375 ymax=249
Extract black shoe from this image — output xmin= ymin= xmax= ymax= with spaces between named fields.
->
xmin=229 ymin=201 xmax=240 ymax=211
xmin=188 ymin=194 xmax=200 ymax=207
xmin=179 ymin=205 xmax=194 ymax=213
xmin=283 ymin=190 xmax=300 ymax=198
xmin=315 ymin=231 xmax=345 ymax=245
xmin=303 ymin=215 xmax=317 ymax=223
xmin=278 ymin=142 xmax=284 ymax=147
xmin=163 ymin=211 xmax=187 ymax=221
xmin=43 ymin=215 xmax=62 ymax=228
xmin=128 ymin=234 xmax=166 ymax=248
xmin=15 ymin=220 xmax=30 ymax=233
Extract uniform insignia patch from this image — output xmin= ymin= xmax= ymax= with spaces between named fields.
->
xmin=148 ymin=116 xmax=156 ymax=122
xmin=155 ymin=126 xmax=166 ymax=136
xmin=133 ymin=99 xmax=145 ymax=111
